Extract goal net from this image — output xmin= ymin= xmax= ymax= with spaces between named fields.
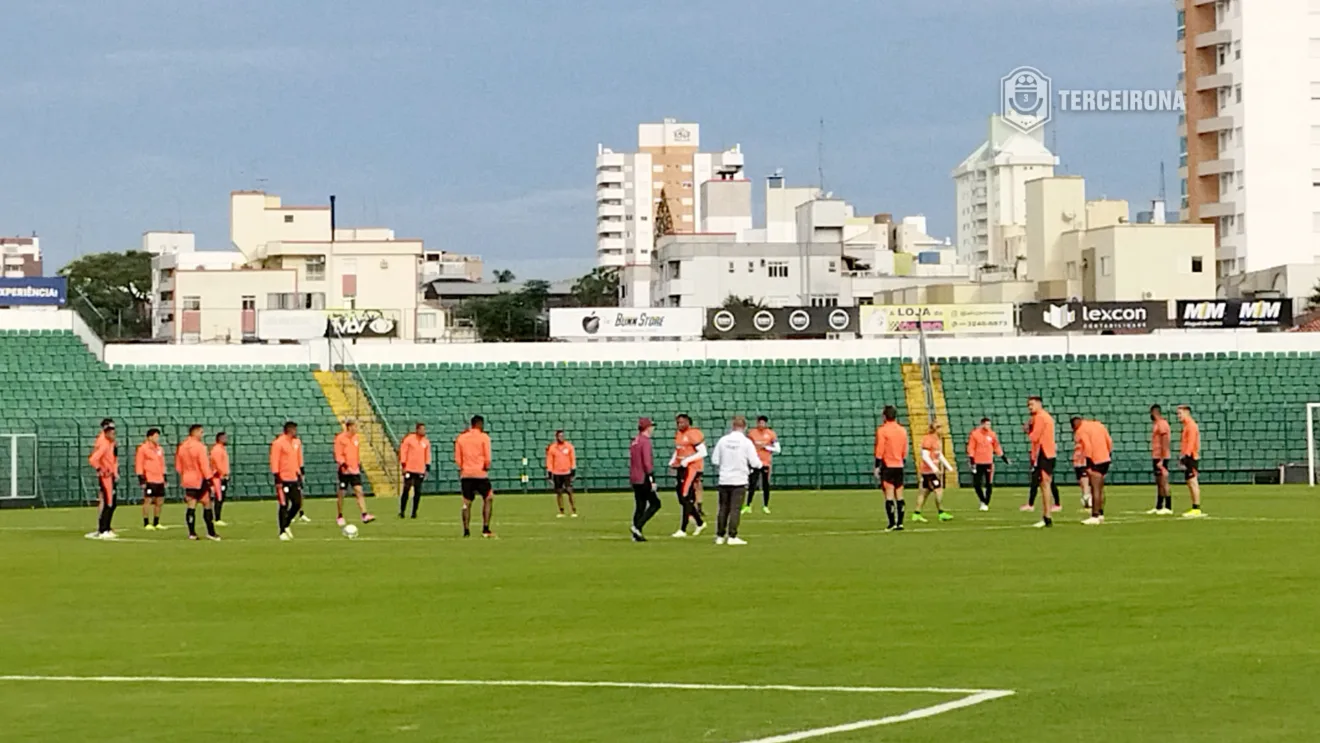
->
xmin=0 ymin=433 xmax=39 ymax=501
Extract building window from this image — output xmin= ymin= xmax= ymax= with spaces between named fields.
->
xmin=1237 ymin=214 xmax=1245 ymax=234
xmin=305 ymin=255 xmax=326 ymax=281
xmin=1234 ymin=85 xmax=1242 ymax=104
xmin=747 ymin=261 xmax=754 ymax=273
xmin=827 ymin=260 xmax=837 ymax=273
xmin=1099 ymin=256 xmax=1112 ymax=276
xmin=1191 ymin=256 xmax=1204 ymax=273
xmin=728 ymin=261 xmax=735 ymax=274
xmin=767 ymin=261 xmax=789 ymax=278
xmin=417 ymin=312 xmax=437 ymax=330
xmin=810 ymin=295 xmax=839 ymax=308
xmin=182 ymin=296 xmax=201 ymax=311
xmin=1066 ymin=261 xmax=1078 ymax=280
xmin=284 ymin=214 xmax=294 ymax=224
xmin=241 ymin=296 xmax=255 ymax=311
xmin=668 ymin=261 xmax=681 ymax=280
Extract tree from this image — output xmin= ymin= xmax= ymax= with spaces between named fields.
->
xmin=653 ymin=187 xmax=674 ymax=243
xmin=493 ymin=269 xmax=516 ymax=284
xmin=570 ymin=267 xmax=619 ymax=307
xmin=722 ymin=294 xmax=766 ymax=310
xmin=59 ymin=251 xmax=153 ymax=339
xmin=457 ymin=282 xmax=550 ymax=342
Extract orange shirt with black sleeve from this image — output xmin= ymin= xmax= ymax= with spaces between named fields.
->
xmin=453 ymin=429 xmax=490 ymax=478
xmin=545 ymin=441 xmax=576 ymax=476
xmin=269 ymin=434 xmax=303 ymax=482
xmin=135 ymin=442 xmax=166 ymax=484
xmin=674 ymin=428 xmax=705 ymax=471
xmin=335 ymin=431 xmax=362 ymax=475
xmin=400 ymin=433 xmax=433 ymax=475
xmin=175 ymin=438 xmax=213 ymax=490
xmin=875 ymin=421 xmax=909 ymax=468
xmin=1180 ymin=418 xmax=1201 ymax=459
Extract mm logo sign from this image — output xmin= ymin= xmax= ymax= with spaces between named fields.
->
xmin=1175 ymin=299 xmax=1293 ymax=329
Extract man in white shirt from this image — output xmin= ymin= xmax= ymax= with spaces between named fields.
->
xmin=710 ymin=416 xmax=763 ymax=546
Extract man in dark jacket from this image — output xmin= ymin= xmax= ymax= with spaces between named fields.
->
xmin=629 ymin=418 xmax=661 ymax=542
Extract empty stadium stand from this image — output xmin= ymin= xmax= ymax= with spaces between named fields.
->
xmin=940 ymin=352 xmax=1320 ymax=486
xmin=0 ymin=330 xmax=340 ymax=506
xmin=358 ymin=359 xmax=910 ymax=493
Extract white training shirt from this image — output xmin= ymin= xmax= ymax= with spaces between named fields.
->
xmin=710 ymin=429 xmax=763 ymax=487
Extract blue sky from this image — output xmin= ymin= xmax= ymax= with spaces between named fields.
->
xmin=1 ymin=0 xmax=1177 ymax=281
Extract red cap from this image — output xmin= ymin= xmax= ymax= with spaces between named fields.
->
xmin=638 ymin=417 xmax=653 ymax=431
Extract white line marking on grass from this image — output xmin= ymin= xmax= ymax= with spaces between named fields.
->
xmin=0 ymin=675 xmax=1015 ymax=742
xmin=733 ymin=689 xmax=1015 ymax=743
xmin=0 ymin=674 xmax=1000 ymax=695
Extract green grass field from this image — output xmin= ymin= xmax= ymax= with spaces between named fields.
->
xmin=2 ymin=484 xmax=1318 ymax=742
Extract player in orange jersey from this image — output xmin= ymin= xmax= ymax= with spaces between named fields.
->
xmin=455 ymin=416 xmax=494 ymax=537
xmin=669 ymin=414 xmax=707 ymax=538
xmin=545 ymin=430 xmax=578 ymax=518
xmin=135 ymin=427 xmax=167 ymax=531
xmin=1147 ymin=405 xmax=1174 ymax=515
xmin=210 ymin=432 xmax=230 ymax=526
xmin=1072 ymin=417 xmax=1113 ymax=526
xmin=1026 ymin=396 xmax=1057 ymax=529
xmin=966 ymin=418 xmax=1010 ymax=511
xmin=87 ymin=421 xmax=120 ymax=540
xmin=744 ymin=416 xmax=780 ymax=515
xmin=1178 ymin=405 xmax=1204 ymax=517
xmin=398 ymin=422 xmax=432 ymax=519
xmin=176 ymin=424 xmax=219 ymax=541
xmin=873 ymin=405 xmax=910 ymax=531
xmin=335 ymin=419 xmax=375 ymax=526
xmin=270 ymin=421 xmax=305 ymax=541
xmin=1071 ymin=434 xmax=1092 ymax=512
xmin=912 ymin=423 xmax=955 ymax=523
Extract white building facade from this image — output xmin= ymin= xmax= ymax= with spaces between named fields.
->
xmin=595 ymin=119 xmax=745 ymax=272
xmin=952 ymin=115 xmax=1058 ymax=269
xmin=0 ymin=236 xmax=42 ymax=277
xmin=1178 ymin=0 xmax=1320 ymax=277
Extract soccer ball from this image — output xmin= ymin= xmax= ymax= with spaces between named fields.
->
xmin=342 ymin=524 xmax=359 ymax=539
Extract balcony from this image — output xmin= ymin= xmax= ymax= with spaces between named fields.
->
xmin=1197 ymin=157 xmax=1235 ymax=176
xmin=1196 ymin=115 xmax=1234 ymax=134
xmin=1195 ymin=72 xmax=1233 ymax=92
xmin=597 ymin=203 xmax=625 ymax=219
xmin=596 ymin=186 xmax=625 ymax=201
xmin=597 ymin=237 xmax=626 ymax=253
xmin=1195 ymin=28 xmax=1231 ymax=48
xmin=595 ymin=152 xmax=625 ymax=168
xmin=595 ymin=170 xmax=624 ymax=186
xmin=1197 ymin=200 xmax=1236 ymax=219
xmin=596 ymin=219 xmax=625 ymax=236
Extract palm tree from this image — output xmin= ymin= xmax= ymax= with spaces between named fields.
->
xmin=493 ymin=269 xmax=516 ymax=284
xmin=654 ymin=187 xmax=674 ymax=242
xmin=722 ymin=294 xmax=767 ymax=310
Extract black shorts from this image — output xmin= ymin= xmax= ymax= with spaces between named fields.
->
xmin=338 ymin=473 xmax=362 ymax=490
xmin=1074 ymin=466 xmax=1088 ymax=481
xmin=1033 ymin=456 xmax=1057 ymax=476
xmin=551 ymin=473 xmax=574 ymax=490
xmin=142 ymin=482 xmax=165 ymax=500
xmin=1152 ymin=459 xmax=1170 ymax=475
xmin=1086 ymin=459 xmax=1110 ymax=476
xmin=921 ymin=473 xmax=941 ymax=490
xmin=184 ymin=487 xmax=209 ymax=501
xmin=1180 ymin=456 xmax=1200 ymax=478
xmin=279 ymin=480 xmax=302 ymax=501
xmin=461 ymin=477 xmax=493 ymax=500
xmin=880 ymin=466 xmax=904 ymax=488
xmin=973 ymin=463 xmax=993 ymax=478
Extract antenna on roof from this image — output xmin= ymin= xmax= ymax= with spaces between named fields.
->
xmin=1158 ymin=161 xmax=1167 ymax=202
xmin=817 ymin=117 xmax=827 ymax=193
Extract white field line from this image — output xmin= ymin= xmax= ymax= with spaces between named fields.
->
xmin=0 ymin=675 xmax=1014 ymax=742
xmin=735 ymin=689 xmax=1016 ymax=743
xmin=0 ymin=674 xmax=1000 ymax=695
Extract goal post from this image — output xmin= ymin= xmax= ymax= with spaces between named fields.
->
xmin=1308 ymin=404 xmax=1320 ymax=487
xmin=0 ymin=433 xmax=39 ymax=501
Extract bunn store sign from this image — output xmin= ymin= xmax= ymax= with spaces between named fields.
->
xmin=1019 ymin=301 xmax=1170 ymax=334
xmin=550 ymin=308 xmax=704 ymax=339
xmin=1176 ymin=299 xmax=1294 ymax=329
